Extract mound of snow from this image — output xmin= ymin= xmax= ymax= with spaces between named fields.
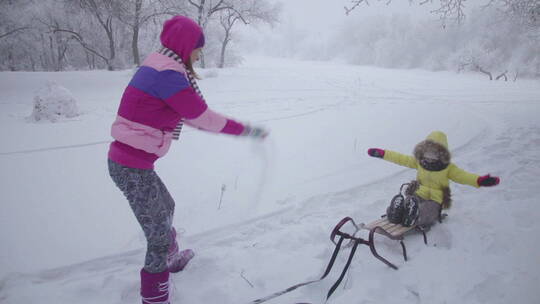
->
xmin=27 ymin=81 xmax=79 ymax=122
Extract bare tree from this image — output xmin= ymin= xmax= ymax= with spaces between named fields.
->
xmin=0 ymin=0 xmax=30 ymax=40
xmin=114 ymin=0 xmax=188 ymax=66
xmin=218 ymin=10 xmax=241 ymax=68
xmin=495 ymin=70 xmax=509 ymax=80
xmin=0 ymin=27 xmax=29 ymax=40
xmin=344 ymin=0 xmax=468 ymax=24
xmin=217 ymin=0 xmax=279 ymax=68
xmin=187 ymin=0 xmax=232 ymax=27
xmin=1 ymin=0 xmax=282 ymax=71
xmin=345 ymin=0 xmax=540 ymax=27
xmin=32 ymin=0 xmax=84 ymax=72
xmin=493 ymin=0 xmax=540 ymax=28
xmin=45 ymin=23 xmax=74 ymax=71
xmin=186 ymin=0 xmax=233 ymax=67
xmin=0 ymin=0 xmax=39 ymax=70
xmin=432 ymin=0 xmax=467 ymax=23
xmin=53 ymin=0 xmax=121 ymax=70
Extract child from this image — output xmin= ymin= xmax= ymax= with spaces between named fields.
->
xmin=367 ymin=131 xmax=499 ymax=227
xmin=107 ymin=16 xmax=267 ymax=304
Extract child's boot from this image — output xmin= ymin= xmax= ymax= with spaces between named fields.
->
xmin=167 ymin=227 xmax=195 ymax=273
xmin=168 ymin=249 xmax=195 ymax=273
xmin=402 ymin=196 xmax=420 ymax=227
xmin=386 ymin=194 xmax=405 ymax=224
xmin=140 ymin=269 xmax=169 ymax=304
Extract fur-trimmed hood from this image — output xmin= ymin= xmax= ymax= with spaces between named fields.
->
xmin=413 ymin=131 xmax=451 ymax=171
xmin=414 ymin=131 xmax=452 ymax=208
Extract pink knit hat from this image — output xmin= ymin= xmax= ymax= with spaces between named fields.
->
xmin=160 ymin=16 xmax=205 ymax=63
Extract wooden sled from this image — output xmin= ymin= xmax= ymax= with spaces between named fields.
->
xmin=331 ymin=216 xmax=433 ymax=270
xmin=359 ymin=217 xmax=429 ymax=270
xmin=331 ymin=183 xmax=447 ymax=270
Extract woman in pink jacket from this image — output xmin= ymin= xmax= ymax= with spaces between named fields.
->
xmin=108 ymin=16 xmax=267 ymax=304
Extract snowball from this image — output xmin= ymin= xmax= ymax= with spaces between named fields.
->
xmin=28 ymin=81 xmax=80 ymax=122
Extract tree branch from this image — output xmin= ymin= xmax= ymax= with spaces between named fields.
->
xmin=344 ymin=0 xmax=468 ymax=23
xmin=345 ymin=0 xmax=368 ymax=16
xmin=187 ymin=0 xmax=201 ymax=9
xmin=0 ymin=27 xmax=29 ymax=40
xmin=209 ymin=0 xmax=232 ymax=15
xmin=53 ymin=28 xmax=108 ymax=63
xmin=473 ymin=63 xmax=493 ymax=80
xmin=495 ymin=70 xmax=508 ymax=81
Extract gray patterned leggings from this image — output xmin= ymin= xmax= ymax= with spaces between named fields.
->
xmin=108 ymin=159 xmax=174 ymax=273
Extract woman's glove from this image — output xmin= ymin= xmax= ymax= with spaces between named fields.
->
xmin=477 ymin=174 xmax=500 ymax=187
xmin=242 ymin=125 xmax=268 ymax=140
xmin=367 ymin=148 xmax=385 ymax=158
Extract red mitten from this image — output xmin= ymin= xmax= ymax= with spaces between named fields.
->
xmin=367 ymin=148 xmax=385 ymax=158
xmin=477 ymin=174 xmax=500 ymax=187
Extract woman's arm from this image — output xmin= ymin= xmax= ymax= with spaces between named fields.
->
xmin=157 ymin=71 xmax=245 ymax=135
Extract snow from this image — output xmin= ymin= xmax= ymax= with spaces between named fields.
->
xmin=1 ymin=56 xmax=539 ymax=303
xmin=27 ymin=81 xmax=80 ymax=122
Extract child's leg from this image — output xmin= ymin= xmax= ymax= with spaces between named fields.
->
xmin=168 ymin=227 xmax=179 ymax=258
xmin=416 ymin=200 xmax=441 ymax=227
xmin=402 ymin=196 xmax=441 ymax=227
xmin=108 ymin=160 xmax=175 ymax=273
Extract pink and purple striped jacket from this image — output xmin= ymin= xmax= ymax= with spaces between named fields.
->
xmin=108 ymin=16 xmax=245 ymax=169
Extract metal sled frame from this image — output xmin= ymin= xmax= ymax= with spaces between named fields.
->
xmin=362 ymin=217 xmax=428 ymax=269
xmin=248 ymin=214 xmax=444 ymax=304
xmin=331 ymin=216 xmax=430 ymax=270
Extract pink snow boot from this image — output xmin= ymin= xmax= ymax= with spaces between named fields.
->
xmin=140 ymin=269 xmax=169 ymax=304
xmin=167 ymin=227 xmax=195 ymax=273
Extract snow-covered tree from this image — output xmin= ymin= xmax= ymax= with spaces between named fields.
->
xmin=217 ymin=0 xmax=280 ymax=68
xmin=0 ymin=0 xmax=281 ymax=71
xmin=185 ymin=0 xmax=232 ymax=67
xmin=0 ymin=0 xmax=33 ymax=70
xmin=345 ymin=0 xmax=468 ymax=24
xmin=338 ymin=0 xmax=540 ymax=79
xmin=0 ymin=1 xmax=29 ymax=41
xmin=114 ymin=0 xmax=189 ymax=66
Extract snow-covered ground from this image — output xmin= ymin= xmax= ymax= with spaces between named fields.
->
xmin=1 ymin=57 xmax=539 ymax=303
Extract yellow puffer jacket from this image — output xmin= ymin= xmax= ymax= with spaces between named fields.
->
xmin=382 ymin=131 xmax=479 ymax=208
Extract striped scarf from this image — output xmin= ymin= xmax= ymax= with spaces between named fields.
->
xmin=158 ymin=47 xmax=206 ymax=140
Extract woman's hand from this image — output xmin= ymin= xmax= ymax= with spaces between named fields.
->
xmin=242 ymin=125 xmax=269 ymax=140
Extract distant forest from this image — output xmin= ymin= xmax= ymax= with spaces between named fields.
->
xmin=0 ymin=0 xmax=280 ymax=71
